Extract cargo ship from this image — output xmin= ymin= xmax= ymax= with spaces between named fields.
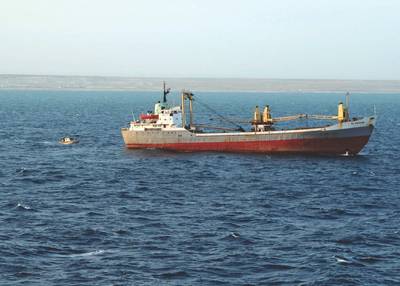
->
xmin=121 ymin=83 xmax=375 ymax=155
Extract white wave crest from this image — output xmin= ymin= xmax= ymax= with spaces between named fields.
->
xmin=230 ymin=232 xmax=240 ymax=238
xmin=16 ymin=203 xmax=31 ymax=210
xmin=334 ymin=256 xmax=350 ymax=264
xmin=69 ymin=250 xmax=105 ymax=257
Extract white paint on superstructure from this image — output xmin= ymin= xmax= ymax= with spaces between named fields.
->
xmin=129 ymin=105 xmax=183 ymax=131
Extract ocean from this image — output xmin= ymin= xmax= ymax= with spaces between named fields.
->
xmin=0 ymin=90 xmax=399 ymax=285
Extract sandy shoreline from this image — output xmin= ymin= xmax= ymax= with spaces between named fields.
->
xmin=1 ymin=75 xmax=399 ymax=93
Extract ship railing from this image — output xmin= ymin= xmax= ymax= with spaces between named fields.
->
xmin=193 ymin=124 xmax=243 ymax=132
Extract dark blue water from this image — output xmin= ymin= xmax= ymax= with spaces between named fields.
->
xmin=1 ymin=90 xmax=399 ymax=285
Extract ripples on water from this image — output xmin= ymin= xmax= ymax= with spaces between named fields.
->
xmin=0 ymin=90 xmax=399 ymax=285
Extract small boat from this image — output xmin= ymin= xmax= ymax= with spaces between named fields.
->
xmin=59 ymin=136 xmax=79 ymax=145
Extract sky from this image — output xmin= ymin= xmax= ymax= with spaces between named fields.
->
xmin=1 ymin=0 xmax=399 ymax=80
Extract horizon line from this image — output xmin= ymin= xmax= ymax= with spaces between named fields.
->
xmin=1 ymin=73 xmax=399 ymax=82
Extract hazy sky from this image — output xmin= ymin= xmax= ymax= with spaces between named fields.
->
xmin=1 ymin=0 xmax=399 ymax=79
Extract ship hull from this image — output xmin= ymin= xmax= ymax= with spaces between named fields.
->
xmin=123 ymin=136 xmax=370 ymax=155
xmin=121 ymin=117 xmax=375 ymax=155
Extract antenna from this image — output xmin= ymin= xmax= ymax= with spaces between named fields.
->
xmin=163 ymin=81 xmax=170 ymax=103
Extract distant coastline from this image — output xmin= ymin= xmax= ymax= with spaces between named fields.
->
xmin=1 ymin=74 xmax=399 ymax=93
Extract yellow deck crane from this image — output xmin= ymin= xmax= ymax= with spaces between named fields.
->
xmin=246 ymin=93 xmax=351 ymax=129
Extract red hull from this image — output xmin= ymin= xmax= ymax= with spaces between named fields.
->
xmin=126 ymin=135 xmax=370 ymax=155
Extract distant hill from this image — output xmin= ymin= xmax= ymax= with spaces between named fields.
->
xmin=1 ymin=74 xmax=399 ymax=93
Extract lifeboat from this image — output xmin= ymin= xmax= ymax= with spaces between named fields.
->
xmin=59 ymin=137 xmax=79 ymax=145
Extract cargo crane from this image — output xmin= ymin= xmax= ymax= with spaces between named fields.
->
xmin=222 ymin=93 xmax=352 ymax=132
xmin=182 ymin=91 xmax=352 ymax=133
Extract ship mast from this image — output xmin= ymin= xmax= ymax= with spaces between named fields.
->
xmin=181 ymin=90 xmax=194 ymax=128
xmin=189 ymin=97 xmax=193 ymax=127
xmin=163 ymin=81 xmax=170 ymax=103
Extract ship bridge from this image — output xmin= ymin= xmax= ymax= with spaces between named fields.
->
xmin=129 ymin=105 xmax=183 ymax=131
